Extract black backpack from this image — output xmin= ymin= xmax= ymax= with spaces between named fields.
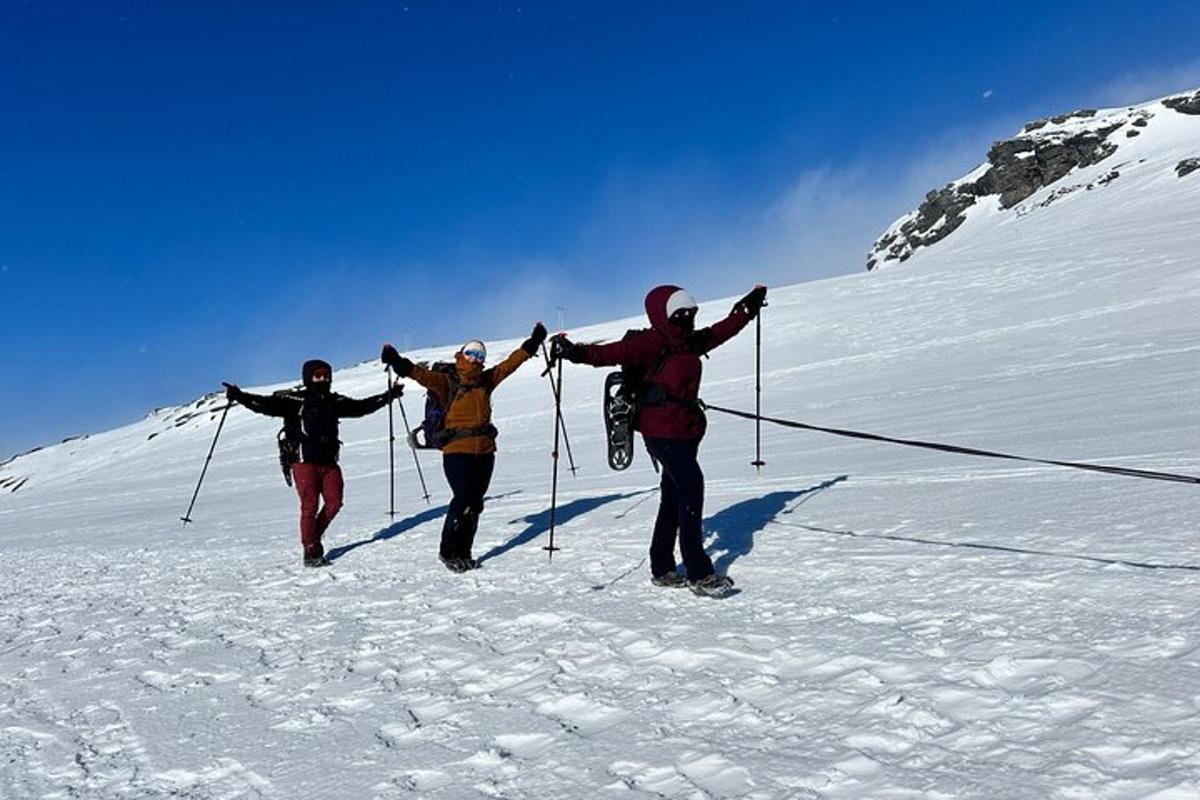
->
xmin=273 ymin=387 xmax=306 ymax=485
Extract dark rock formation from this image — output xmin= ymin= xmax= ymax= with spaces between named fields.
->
xmin=866 ymin=90 xmax=1199 ymax=270
xmin=866 ymin=182 xmax=981 ymax=267
xmin=1051 ymin=109 xmax=1096 ymax=124
xmin=1177 ymin=158 xmax=1200 ymax=178
xmin=983 ymin=124 xmax=1123 ymax=207
xmin=866 ymin=121 xmax=1125 ymax=269
xmin=1164 ymin=91 xmax=1200 ymax=115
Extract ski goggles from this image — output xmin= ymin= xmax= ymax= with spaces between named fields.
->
xmin=462 ymin=346 xmax=486 ymax=364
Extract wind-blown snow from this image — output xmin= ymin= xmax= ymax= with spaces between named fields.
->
xmin=2 ymin=114 xmax=1199 ymax=798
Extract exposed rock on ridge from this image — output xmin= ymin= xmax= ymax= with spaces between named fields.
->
xmin=866 ymin=89 xmax=1199 ymax=270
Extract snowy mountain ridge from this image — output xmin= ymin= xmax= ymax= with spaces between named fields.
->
xmin=867 ymin=87 xmax=1200 ymax=270
xmin=2 ymin=96 xmax=1200 ymax=797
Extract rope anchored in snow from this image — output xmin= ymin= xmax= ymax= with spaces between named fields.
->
xmin=698 ymin=401 xmax=1200 ymax=486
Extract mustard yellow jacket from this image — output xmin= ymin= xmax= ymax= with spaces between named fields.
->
xmin=410 ymin=347 xmax=532 ymax=455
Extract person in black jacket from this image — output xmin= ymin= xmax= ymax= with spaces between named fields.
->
xmin=223 ymin=359 xmax=400 ymax=567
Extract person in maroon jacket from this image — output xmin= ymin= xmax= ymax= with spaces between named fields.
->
xmin=551 ymin=284 xmax=767 ymax=596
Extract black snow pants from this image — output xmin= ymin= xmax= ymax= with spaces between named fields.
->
xmin=642 ymin=436 xmax=714 ymax=581
xmin=440 ymin=453 xmax=495 ymax=560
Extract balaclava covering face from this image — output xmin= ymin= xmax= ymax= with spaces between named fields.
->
xmin=301 ymin=359 xmax=333 ymax=396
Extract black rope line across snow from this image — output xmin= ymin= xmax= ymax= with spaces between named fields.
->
xmin=699 ymin=401 xmax=1200 ymax=486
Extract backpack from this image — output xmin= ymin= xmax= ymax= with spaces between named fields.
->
xmin=613 ymin=329 xmax=673 ymax=430
xmin=408 ymin=363 xmax=458 ymax=449
xmin=273 ymin=386 xmax=306 ymax=485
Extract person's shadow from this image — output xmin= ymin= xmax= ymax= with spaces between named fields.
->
xmin=478 ymin=491 xmax=647 ymax=564
xmin=706 ymin=475 xmax=848 ymax=574
xmin=326 ymin=504 xmax=449 ymax=562
xmin=326 ymin=489 xmax=525 ymax=562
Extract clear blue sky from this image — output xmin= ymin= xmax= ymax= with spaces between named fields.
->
xmin=3 ymin=1 xmax=1199 ymax=457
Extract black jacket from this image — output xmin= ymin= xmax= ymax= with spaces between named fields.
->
xmin=234 ymin=387 xmax=390 ymax=465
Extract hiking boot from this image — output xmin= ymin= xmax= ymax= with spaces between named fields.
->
xmin=303 ymin=555 xmax=331 ymax=568
xmin=689 ymin=573 xmax=735 ymax=597
xmin=651 ymin=571 xmax=688 ymax=588
xmin=440 ymin=554 xmax=471 ymax=573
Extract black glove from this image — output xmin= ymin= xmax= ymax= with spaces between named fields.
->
xmin=734 ymin=285 xmax=767 ymax=319
xmin=521 ymin=322 xmax=548 ymax=356
xmin=549 ymin=333 xmax=585 ymax=364
xmin=387 ymin=382 xmax=404 ymax=400
xmin=222 ymin=382 xmax=241 ymax=401
xmin=381 ymin=344 xmax=414 ymax=377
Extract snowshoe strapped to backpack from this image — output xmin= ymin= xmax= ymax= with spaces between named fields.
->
xmin=602 ymin=329 xmax=678 ymax=471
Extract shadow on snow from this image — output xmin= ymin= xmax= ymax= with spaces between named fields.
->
xmin=326 ymin=505 xmax=449 ymax=562
xmin=326 ymin=489 xmax=524 ymax=562
xmin=706 ymin=475 xmax=849 ymax=574
xmin=478 ymin=490 xmax=649 ymax=564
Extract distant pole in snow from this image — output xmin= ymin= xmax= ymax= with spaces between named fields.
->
xmin=180 ymin=401 xmax=232 ymax=526
xmin=386 ymin=368 xmax=396 ymax=517
xmin=752 ymin=303 xmax=766 ymax=471
xmin=545 ymin=355 xmax=564 ymax=559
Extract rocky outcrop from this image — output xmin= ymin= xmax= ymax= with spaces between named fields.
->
xmin=866 ymin=120 xmax=1124 ymax=269
xmin=1178 ymin=158 xmax=1200 ymax=178
xmin=1164 ymin=91 xmax=1200 ymax=115
xmin=866 ymin=90 xmax=1197 ymax=271
xmin=868 ymin=183 xmax=981 ymax=267
xmin=977 ymin=124 xmax=1122 ymax=208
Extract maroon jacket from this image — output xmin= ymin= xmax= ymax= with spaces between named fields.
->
xmin=579 ymin=285 xmax=751 ymax=440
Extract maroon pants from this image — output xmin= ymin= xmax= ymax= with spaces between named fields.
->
xmin=292 ymin=463 xmax=344 ymax=557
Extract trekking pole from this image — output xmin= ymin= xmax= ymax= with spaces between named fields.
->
xmin=540 ymin=340 xmax=577 ymax=476
xmin=180 ymin=400 xmax=232 ymax=526
xmin=545 ymin=355 xmax=564 ymax=558
xmin=752 ymin=302 xmax=767 ymax=471
xmin=393 ymin=382 xmax=431 ymax=504
xmin=386 ymin=368 xmax=396 ymax=517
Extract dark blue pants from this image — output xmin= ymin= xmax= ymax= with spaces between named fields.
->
xmin=643 ymin=436 xmax=714 ymax=580
xmin=441 ymin=453 xmax=495 ymax=559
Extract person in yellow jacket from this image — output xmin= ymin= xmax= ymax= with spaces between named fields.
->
xmin=382 ymin=322 xmax=546 ymax=572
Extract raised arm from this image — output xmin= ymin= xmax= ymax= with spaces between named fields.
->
xmin=223 ymin=383 xmax=298 ymax=418
xmin=569 ymin=329 xmax=663 ymax=369
xmin=382 ymin=343 xmax=452 ymax=406
xmin=485 ymin=322 xmax=545 ymax=390
xmin=693 ymin=284 xmax=766 ymax=355
xmin=408 ymin=363 xmax=453 ymax=407
xmin=334 ymin=385 xmax=400 ymax=418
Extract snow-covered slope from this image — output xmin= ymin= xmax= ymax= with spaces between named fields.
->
xmin=3 ymin=107 xmax=1200 ymax=798
xmin=868 ymin=87 xmax=1200 ymax=271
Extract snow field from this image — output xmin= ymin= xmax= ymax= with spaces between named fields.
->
xmin=2 ymin=100 xmax=1200 ymax=798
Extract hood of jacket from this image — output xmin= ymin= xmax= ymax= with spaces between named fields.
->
xmin=644 ymin=285 xmax=692 ymax=347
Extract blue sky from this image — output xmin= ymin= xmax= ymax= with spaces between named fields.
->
xmin=3 ymin=1 xmax=1199 ymax=457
